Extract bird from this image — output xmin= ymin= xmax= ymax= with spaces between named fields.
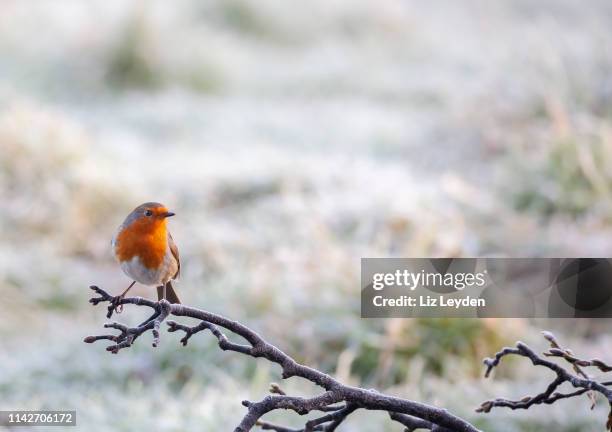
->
xmin=111 ymin=202 xmax=181 ymax=310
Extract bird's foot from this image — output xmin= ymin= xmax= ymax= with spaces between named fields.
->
xmin=88 ymin=286 xmax=122 ymax=318
xmin=112 ymin=295 xmax=125 ymax=314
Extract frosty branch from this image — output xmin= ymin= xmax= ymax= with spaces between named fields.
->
xmin=84 ymin=285 xmax=479 ymax=432
xmin=479 ymin=331 xmax=612 ymax=431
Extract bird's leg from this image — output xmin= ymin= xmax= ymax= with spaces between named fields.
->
xmin=114 ymin=281 xmax=136 ymax=313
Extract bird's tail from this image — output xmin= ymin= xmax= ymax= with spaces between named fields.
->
xmin=157 ymin=281 xmax=181 ymax=304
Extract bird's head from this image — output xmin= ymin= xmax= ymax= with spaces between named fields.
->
xmin=124 ymin=202 xmax=175 ymax=232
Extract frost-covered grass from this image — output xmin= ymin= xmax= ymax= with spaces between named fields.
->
xmin=1 ymin=1 xmax=612 ymax=430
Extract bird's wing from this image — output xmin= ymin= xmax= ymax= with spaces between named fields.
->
xmin=168 ymin=232 xmax=180 ymax=279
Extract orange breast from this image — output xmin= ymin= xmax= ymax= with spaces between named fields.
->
xmin=115 ymin=218 xmax=168 ymax=269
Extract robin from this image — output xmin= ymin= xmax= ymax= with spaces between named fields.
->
xmin=112 ymin=202 xmax=181 ymax=310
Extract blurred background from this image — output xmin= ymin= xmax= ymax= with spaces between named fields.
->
xmin=1 ymin=0 xmax=612 ymax=430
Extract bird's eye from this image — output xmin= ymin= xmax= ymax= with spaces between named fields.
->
xmin=144 ymin=210 xmax=153 ymax=217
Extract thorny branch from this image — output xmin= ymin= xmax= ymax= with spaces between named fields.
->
xmin=84 ymin=285 xmax=479 ymax=432
xmin=478 ymin=331 xmax=612 ymax=431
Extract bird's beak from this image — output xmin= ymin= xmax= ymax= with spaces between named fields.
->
xmin=163 ymin=211 xmax=175 ymax=218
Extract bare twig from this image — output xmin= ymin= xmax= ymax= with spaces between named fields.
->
xmin=479 ymin=331 xmax=612 ymax=431
xmin=390 ymin=412 xmax=453 ymax=432
xmin=84 ymin=285 xmax=479 ymax=432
